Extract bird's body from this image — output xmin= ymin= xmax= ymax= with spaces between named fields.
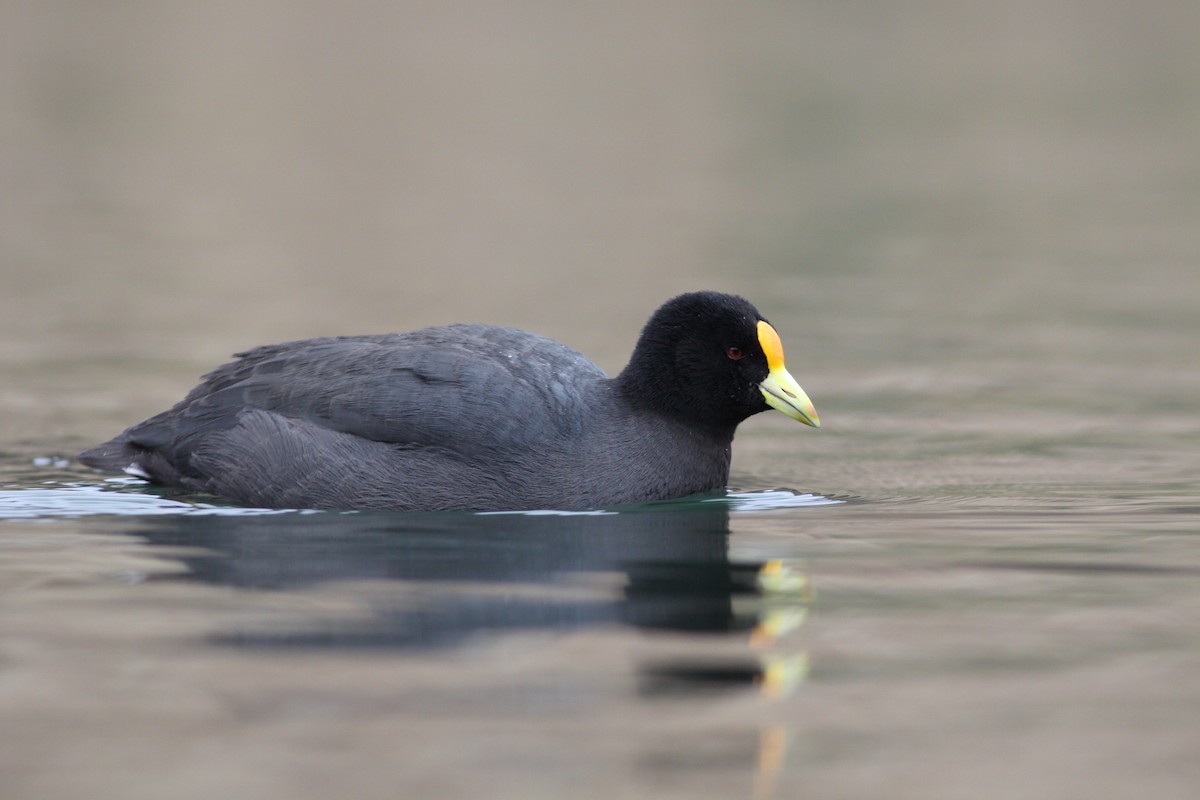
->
xmin=80 ymin=292 xmax=819 ymax=511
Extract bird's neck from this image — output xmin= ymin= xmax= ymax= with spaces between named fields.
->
xmin=611 ymin=368 xmax=738 ymax=444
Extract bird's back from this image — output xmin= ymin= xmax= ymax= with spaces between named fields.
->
xmin=79 ymin=325 xmax=612 ymax=510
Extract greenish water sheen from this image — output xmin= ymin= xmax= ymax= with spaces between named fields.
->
xmin=3 ymin=2 xmax=1199 ymax=799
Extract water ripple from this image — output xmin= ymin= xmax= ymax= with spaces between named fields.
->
xmin=0 ymin=480 xmax=297 ymax=520
xmin=0 ymin=480 xmax=842 ymax=520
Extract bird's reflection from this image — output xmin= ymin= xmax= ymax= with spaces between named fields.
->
xmin=124 ymin=498 xmax=811 ymax=799
xmin=125 ymin=500 xmax=786 ymax=649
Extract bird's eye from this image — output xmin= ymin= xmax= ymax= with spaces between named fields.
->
xmin=726 ymin=346 xmax=745 ymax=360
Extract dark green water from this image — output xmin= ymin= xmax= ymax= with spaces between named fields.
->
xmin=3 ymin=3 xmax=1198 ymax=799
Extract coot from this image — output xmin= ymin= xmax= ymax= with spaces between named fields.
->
xmin=79 ymin=291 xmax=820 ymax=511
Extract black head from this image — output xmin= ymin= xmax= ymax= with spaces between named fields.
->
xmin=617 ymin=291 xmax=819 ymax=434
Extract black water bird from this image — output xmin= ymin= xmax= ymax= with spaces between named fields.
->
xmin=79 ymin=291 xmax=820 ymax=511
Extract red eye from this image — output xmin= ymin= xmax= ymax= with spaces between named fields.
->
xmin=726 ymin=346 xmax=745 ymax=360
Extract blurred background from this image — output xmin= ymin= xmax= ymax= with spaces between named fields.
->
xmin=4 ymin=4 xmax=1200 ymax=799
xmin=5 ymin=1 xmax=1196 ymax=447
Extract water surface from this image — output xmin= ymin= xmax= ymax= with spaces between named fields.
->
xmin=3 ymin=2 xmax=1199 ymax=799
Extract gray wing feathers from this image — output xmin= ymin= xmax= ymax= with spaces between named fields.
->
xmin=178 ymin=325 xmax=606 ymax=453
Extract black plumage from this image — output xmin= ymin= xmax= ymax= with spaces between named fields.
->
xmin=79 ymin=291 xmax=819 ymax=511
